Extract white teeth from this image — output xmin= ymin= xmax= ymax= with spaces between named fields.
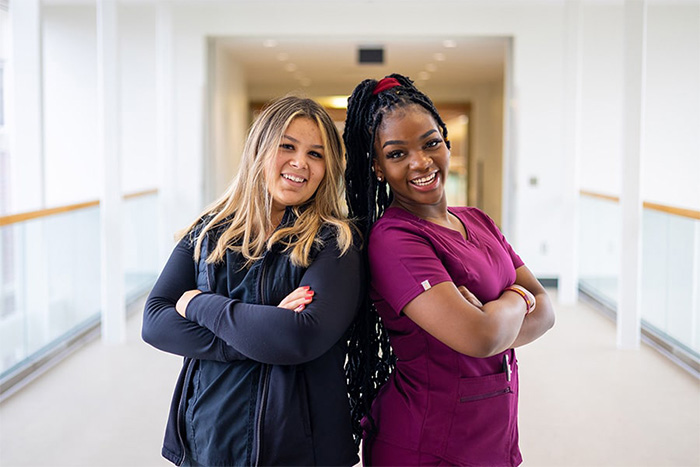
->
xmin=411 ymin=172 xmax=437 ymax=186
xmin=282 ymin=174 xmax=305 ymax=183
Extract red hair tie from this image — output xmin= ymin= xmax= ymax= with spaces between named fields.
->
xmin=373 ymin=77 xmax=401 ymax=95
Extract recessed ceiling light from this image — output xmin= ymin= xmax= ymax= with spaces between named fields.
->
xmin=426 ymin=63 xmax=437 ymax=72
xmin=263 ymin=39 xmax=278 ymax=48
xmin=285 ymin=63 xmax=298 ymax=72
xmin=443 ymin=40 xmax=457 ymax=48
xmin=433 ymin=52 xmax=446 ymax=62
xmin=418 ymin=71 xmax=431 ymax=80
xmin=277 ymin=52 xmax=289 ymax=61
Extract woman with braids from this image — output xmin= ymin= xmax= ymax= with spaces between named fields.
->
xmin=143 ymin=96 xmax=362 ymax=466
xmin=343 ymin=74 xmax=555 ymax=466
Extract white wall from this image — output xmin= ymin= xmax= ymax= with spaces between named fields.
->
xmin=42 ymin=5 xmax=99 ymax=207
xmin=169 ymin=8 xmax=207 ymax=231
xmin=224 ymin=56 xmax=249 ymax=197
xmin=6 ymin=0 xmax=45 ymax=214
xmin=207 ymin=40 xmax=248 ymax=204
xmin=579 ymin=2 xmax=625 ymax=197
xmin=644 ymin=2 xmax=700 ymax=211
xmin=119 ymin=3 xmax=157 ymax=195
xmin=42 ymin=3 xmax=161 ymax=205
xmin=578 ymin=1 xmax=700 ymax=212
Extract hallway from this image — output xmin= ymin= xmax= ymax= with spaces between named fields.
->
xmin=0 ymin=292 xmax=698 ymax=467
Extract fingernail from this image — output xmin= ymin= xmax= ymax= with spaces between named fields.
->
xmin=306 ymin=292 xmax=314 ymax=297
xmin=302 ymin=286 xmax=311 ymax=290
xmin=294 ymin=305 xmax=304 ymax=312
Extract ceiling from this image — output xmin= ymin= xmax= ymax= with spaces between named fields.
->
xmin=219 ymin=36 xmax=508 ymax=103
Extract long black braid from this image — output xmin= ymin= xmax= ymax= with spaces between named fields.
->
xmin=343 ymin=73 xmax=451 ymax=446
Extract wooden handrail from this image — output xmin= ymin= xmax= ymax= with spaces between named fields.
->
xmin=0 ymin=200 xmax=100 ymax=227
xmin=123 ymin=188 xmax=158 ymax=200
xmin=0 ymin=189 xmax=159 ymax=227
xmin=580 ymin=190 xmax=700 ymax=220
xmin=579 ymin=190 xmax=619 ymax=203
xmin=642 ymin=201 xmax=700 ymax=221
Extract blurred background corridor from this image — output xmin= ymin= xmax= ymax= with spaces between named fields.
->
xmin=0 ymin=0 xmax=698 ymax=465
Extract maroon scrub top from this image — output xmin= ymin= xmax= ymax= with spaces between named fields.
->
xmin=365 ymin=206 xmax=524 ymax=466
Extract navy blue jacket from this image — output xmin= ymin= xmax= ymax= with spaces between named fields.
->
xmin=142 ymin=214 xmax=362 ymax=466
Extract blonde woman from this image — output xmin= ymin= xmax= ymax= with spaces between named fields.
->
xmin=143 ymin=96 xmax=361 ymax=466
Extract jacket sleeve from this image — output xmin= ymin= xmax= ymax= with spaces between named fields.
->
xmin=185 ymin=241 xmax=363 ymax=365
xmin=141 ymin=236 xmax=247 ymax=362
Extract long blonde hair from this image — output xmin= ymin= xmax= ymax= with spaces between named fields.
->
xmin=183 ymin=95 xmax=353 ymax=267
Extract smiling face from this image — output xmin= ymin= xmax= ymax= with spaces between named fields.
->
xmin=266 ymin=116 xmax=326 ymax=220
xmin=373 ymin=104 xmax=450 ymax=215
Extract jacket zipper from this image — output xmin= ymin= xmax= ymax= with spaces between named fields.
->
xmin=459 ymin=386 xmax=512 ymax=403
xmin=254 ymin=365 xmax=271 ymax=466
xmin=204 ymin=233 xmax=213 ymax=291
xmin=176 ymin=358 xmax=196 ymax=465
xmin=205 ymin=253 xmax=212 ymax=291
xmin=176 ymin=233 xmax=211 ymax=465
xmin=253 ymin=251 xmax=272 ymax=467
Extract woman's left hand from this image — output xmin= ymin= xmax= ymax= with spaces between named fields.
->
xmin=278 ymin=286 xmax=315 ymax=313
xmin=457 ymin=285 xmax=483 ymax=309
xmin=176 ymin=289 xmax=203 ymax=318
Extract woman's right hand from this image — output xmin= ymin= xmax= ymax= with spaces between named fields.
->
xmin=278 ymin=286 xmax=315 ymax=313
xmin=176 ymin=289 xmax=202 ymax=318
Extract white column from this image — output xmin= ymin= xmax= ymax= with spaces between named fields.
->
xmin=618 ymin=0 xmax=647 ymax=349
xmin=559 ymin=0 xmax=582 ymax=304
xmin=156 ymin=1 xmax=177 ymax=265
xmin=7 ymin=0 xmax=51 ymax=356
xmin=97 ymin=0 xmax=125 ymax=344
xmin=7 ymin=0 xmax=44 ymax=212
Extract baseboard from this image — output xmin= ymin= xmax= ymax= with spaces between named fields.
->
xmin=537 ymin=277 xmax=558 ymax=288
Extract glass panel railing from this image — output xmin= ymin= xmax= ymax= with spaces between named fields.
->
xmin=0 ymin=191 xmax=159 ymax=379
xmin=578 ymin=195 xmax=621 ymax=307
xmin=579 ymin=192 xmax=700 ymax=361
xmin=641 ymin=209 xmax=699 ymax=356
xmin=123 ymin=193 xmax=159 ymax=301
xmin=0 ymin=206 xmax=101 ymax=376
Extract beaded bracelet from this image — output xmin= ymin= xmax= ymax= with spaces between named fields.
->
xmin=504 ymin=285 xmax=536 ymax=314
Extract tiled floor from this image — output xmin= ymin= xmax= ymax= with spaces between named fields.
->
xmin=517 ymin=294 xmax=699 ymax=466
xmin=1 ymin=292 xmax=698 ymax=467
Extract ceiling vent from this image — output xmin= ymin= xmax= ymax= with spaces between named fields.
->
xmin=358 ymin=47 xmax=384 ymax=65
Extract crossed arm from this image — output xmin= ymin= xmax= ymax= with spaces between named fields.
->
xmin=179 ymin=243 xmax=362 ymax=365
xmin=142 ymin=237 xmax=244 ymax=362
xmin=142 ymin=236 xmax=363 ymax=365
xmin=509 ymin=265 xmax=555 ymax=348
xmin=401 ymin=264 xmax=555 ymax=358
